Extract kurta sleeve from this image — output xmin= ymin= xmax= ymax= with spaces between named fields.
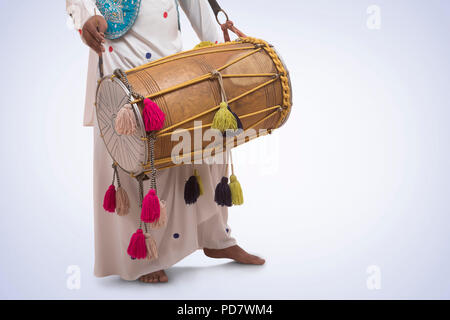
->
xmin=66 ymin=0 xmax=103 ymax=30
xmin=179 ymin=0 xmax=224 ymax=43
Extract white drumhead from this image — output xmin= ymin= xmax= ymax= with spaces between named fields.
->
xmin=95 ymin=77 xmax=147 ymax=175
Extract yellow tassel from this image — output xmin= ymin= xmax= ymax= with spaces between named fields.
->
xmin=194 ymin=41 xmax=215 ymax=49
xmin=194 ymin=169 xmax=204 ymax=196
xmin=212 ymin=102 xmax=237 ymax=133
xmin=229 ymin=174 xmax=244 ymax=205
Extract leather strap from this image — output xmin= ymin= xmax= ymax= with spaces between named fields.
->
xmin=207 ymin=0 xmax=222 ymax=17
xmin=207 ymin=0 xmax=247 ymax=42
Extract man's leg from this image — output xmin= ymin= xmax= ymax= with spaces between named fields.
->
xmin=197 ymin=210 xmax=265 ymax=265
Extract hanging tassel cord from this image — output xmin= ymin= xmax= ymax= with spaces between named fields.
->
xmin=229 ymin=150 xmax=235 ymax=176
xmin=113 ymin=164 xmax=121 ymax=187
xmin=148 ymin=133 xmax=158 ymax=194
xmin=114 ymin=69 xmax=144 ymax=102
xmin=137 ymin=175 xmax=148 ymax=233
xmin=111 ymin=163 xmax=118 ymax=185
xmin=211 ymin=70 xmax=228 ymax=103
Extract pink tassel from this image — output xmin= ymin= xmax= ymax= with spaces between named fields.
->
xmin=144 ymin=233 xmax=159 ymax=261
xmin=103 ymin=185 xmax=116 ymax=213
xmin=142 ymin=98 xmax=165 ymax=131
xmin=141 ymin=189 xmax=160 ymax=223
xmin=127 ymin=229 xmax=147 ymax=259
xmin=151 ymin=200 xmax=167 ymax=229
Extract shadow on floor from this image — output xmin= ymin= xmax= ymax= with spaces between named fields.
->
xmin=97 ymin=261 xmax=266 ymax=288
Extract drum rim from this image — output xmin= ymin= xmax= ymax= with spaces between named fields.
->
xmin=272 ymin=46 xmax=293 ymax=128
xmin=95 ymin=76 xmax=148 ymax=175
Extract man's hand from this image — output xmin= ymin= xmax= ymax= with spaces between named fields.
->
xmin=82 ymin=15 xmax=108 ymax=56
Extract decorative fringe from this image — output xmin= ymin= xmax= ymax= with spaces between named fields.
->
xmin=142 ymin=98 xmax=165 ymax=131
xmin=115 ymin=186 xmax=130 ymax=216
xmin=229 ymin=174 xmax=244 ymax=205
xmin=194 ymin=41 xmax=215 ymax=48
xmin=184 ymin=175 xmax=200 ymax=204
xmin=194 ymin=169 xmax=204 ymax=196
xmin=127 ymin=229 xmax=147 ymax=259
xmin=141 ymin=189 xmax=160 ymax=223
xmin=115 ymin=104 xmax=137 ymax=135
xmin=103 ymin=184 xmax=116 ymax=213
xmin=214 ymin=177 xmax=232 ymax=207
xmin=212 ymin=102 xmax=237 ymax=133
xmin=144 ymin=233 xmax=159 ymax=261
xmin=151 ymin=200 xmax=167 ymax=229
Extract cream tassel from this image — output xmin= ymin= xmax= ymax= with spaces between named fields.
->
xmin=115 ymin=104 xmax=137 ymax=135
xmin=144 ymin=233 xmax=158 ymax=261
xmin=116 ymin=186 xmax=130 ymax=216
xmin=151 ymin=200 xmax=167 ymax=229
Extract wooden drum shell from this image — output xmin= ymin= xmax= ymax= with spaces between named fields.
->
xmin=96 ymin=38 xmax=292 ymax=175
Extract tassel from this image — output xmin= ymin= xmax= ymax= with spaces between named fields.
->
xmin=228 ymin=105 xmax=243 ymax=130
xmin=151 ymin=200 xmax=167 ymax=229
xmin=212 ymin=102 xmax=237 ymax=133
xmin=194 ymin=41 xmax=215 ymax=48
xmin=214 ymin=177 xmax=232 ymax=207
xmin=194 ymin=169 xmax=204 ymax=196
xmin=115 ymin=104 xmax=137 ymax=135
xmin=142 ymin=98 xmax=165 ymax=131
xmin=103 ymin=185 xmax=116 ymax=213
xmin=115 ymin=186 xmax=130 ymax=216
xmin=127 ymin=229 xmax=147 ymax=259
xmin=141 ymin=189 xmax=160 ymax=223
xmin=184 ymin=175 xmax=200 ymax=204
xmin=144 ymin=233 xmax=159 ymax=261
xmin=229 ymin=174 xmax=244 ymax=205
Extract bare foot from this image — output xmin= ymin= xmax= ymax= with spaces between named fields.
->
xmin=139 ymin=270 xmax=168 ymax=283
xmin=204 ymin=245 xmax=265 ymax=265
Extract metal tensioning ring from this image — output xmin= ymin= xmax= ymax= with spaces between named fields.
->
xmin=215 ymin=9 xmax=229 ymax=25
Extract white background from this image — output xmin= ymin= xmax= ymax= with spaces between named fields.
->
xmin=0 ymin=0 xmax=449 ymax=299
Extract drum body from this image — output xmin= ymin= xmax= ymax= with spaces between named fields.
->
xmin=95 ymin=37 xmax=292 ymax=175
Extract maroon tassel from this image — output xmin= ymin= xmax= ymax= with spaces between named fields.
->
xmin=103 ymin=184 xmax=116 ymax=213
xmin=127 ymin=229 xmax=147 ymax=259
xmin=142 ymin=98 xmax=165 ymax=131
xmin=141 ymin=189 xmax=160 ymax=223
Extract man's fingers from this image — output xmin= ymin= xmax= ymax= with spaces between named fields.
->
xmin=86 ymin=22 xmax=105 ymax=44
xmin=83 ymin=30 xmax=104 ymax=55
xmin=97 ymin=17 xmax=108 ymax=33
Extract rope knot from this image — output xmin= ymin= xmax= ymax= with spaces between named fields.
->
xmin=221 ymin=20 xmax=234 ymax=32
xmin=210 ymin=70 xmax=220 ymax=78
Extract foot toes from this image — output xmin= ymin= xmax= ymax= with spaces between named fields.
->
xmin=139 ymin=270 xmax=168 ymax=283
xmin=158 ymin=271 xmax=169 ymax=282
xmin=158 ymin=275 xmax=168 ymax=282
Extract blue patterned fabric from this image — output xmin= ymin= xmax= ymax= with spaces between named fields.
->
xmin=96 ymin=0 xmax=141 ymax=40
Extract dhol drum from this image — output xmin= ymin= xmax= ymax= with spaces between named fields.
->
xmin=95 ymin=37 xmax=292 ymax=176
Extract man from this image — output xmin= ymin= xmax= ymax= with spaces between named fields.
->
xmin=66 ymin=0 xmax=264 ymax=283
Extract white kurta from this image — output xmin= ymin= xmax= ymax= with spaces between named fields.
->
xmin=67 ymin=0 xmax=236 ymax=280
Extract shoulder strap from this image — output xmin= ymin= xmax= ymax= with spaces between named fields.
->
xmin=207 ymin=0 xmax=246 ymax=42
xmin=207 ymin=0 xmax=222 ymax=17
